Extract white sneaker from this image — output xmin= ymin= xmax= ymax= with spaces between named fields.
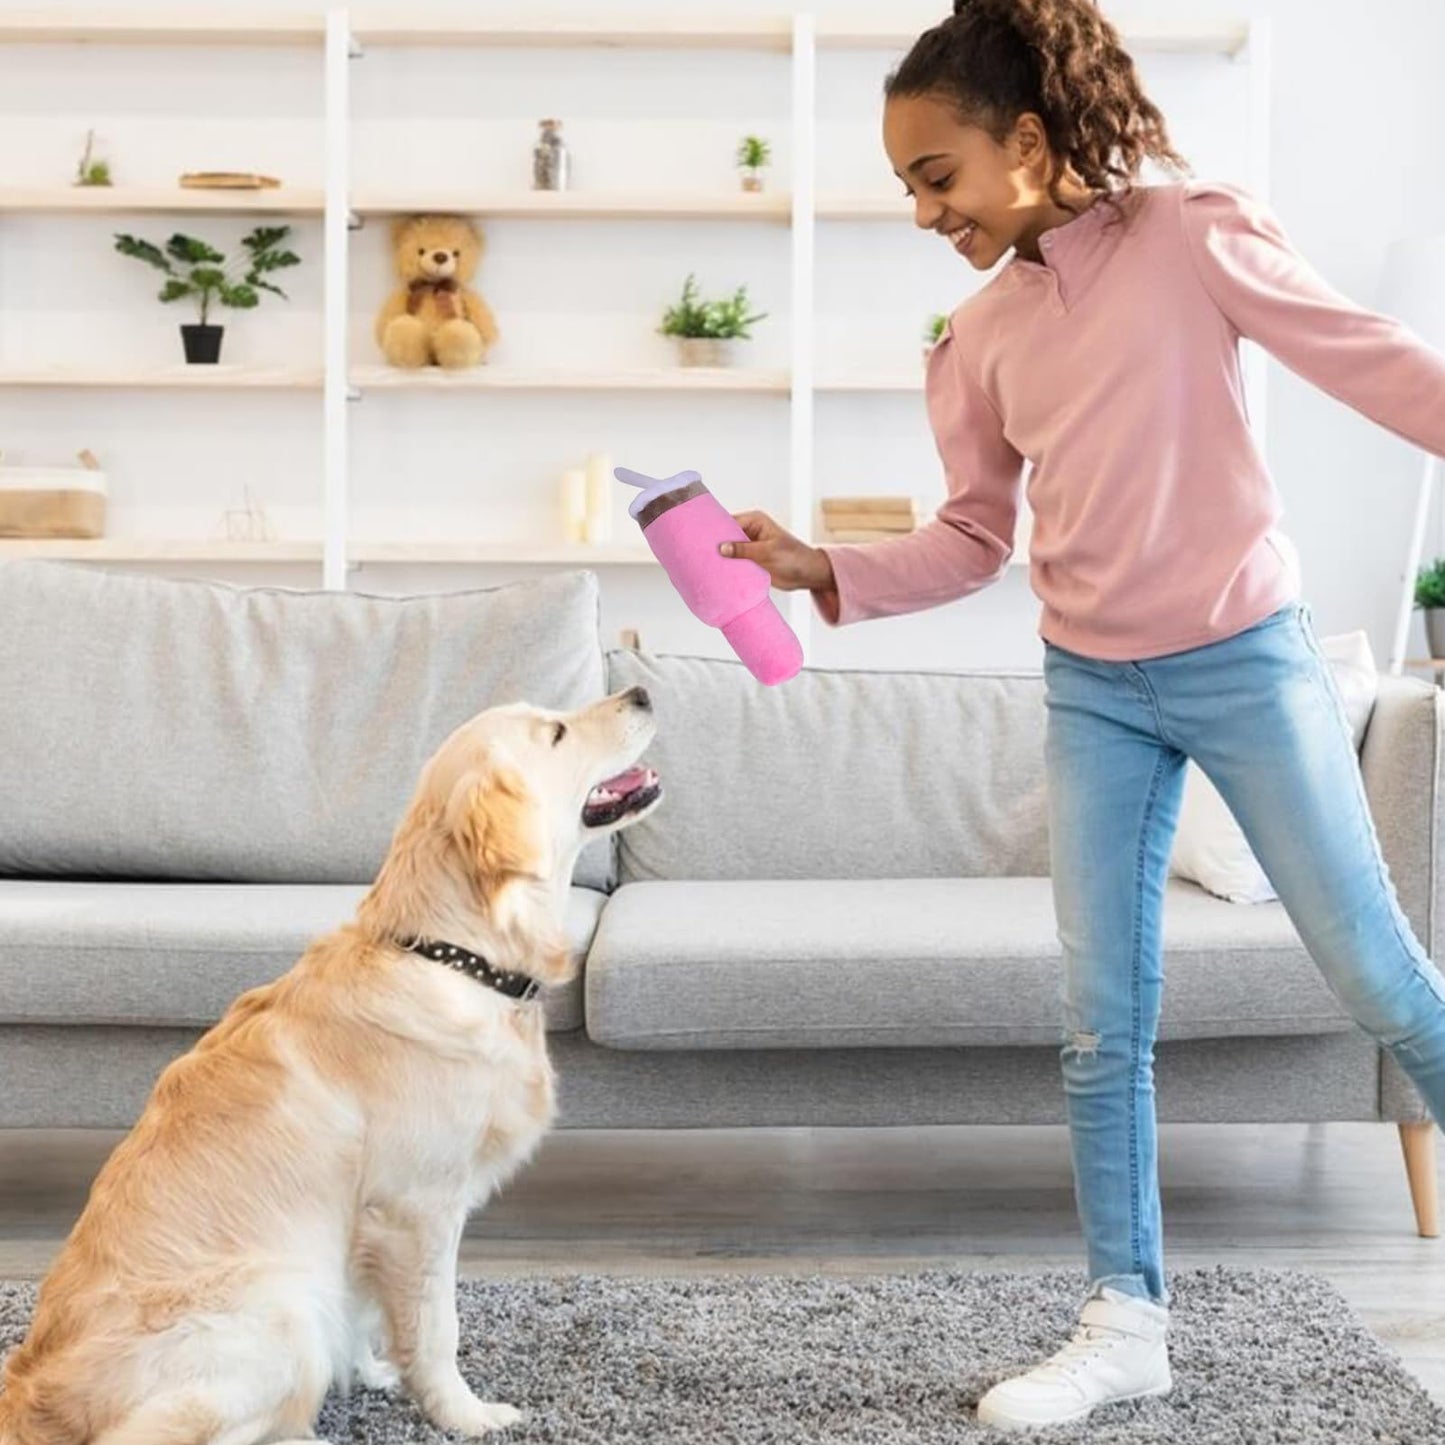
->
xmin=975 ymin=1286 xmax=1172 ymax=1434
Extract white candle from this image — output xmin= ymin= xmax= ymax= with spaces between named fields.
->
xmin=561 ymin=469 xmax=587 ymax=542
xmin=584 ymin=452 xmax=613 ymax=544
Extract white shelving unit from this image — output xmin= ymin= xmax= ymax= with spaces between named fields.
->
xmin=1 ymin=7 xmax=1272 ymax=651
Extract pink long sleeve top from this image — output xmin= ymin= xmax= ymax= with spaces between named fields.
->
xmin=816 ymin=180 xmax=1445 ymax=660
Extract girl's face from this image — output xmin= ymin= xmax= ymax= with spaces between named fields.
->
xmin=883 ymin=92 xmax=1075 ymax=269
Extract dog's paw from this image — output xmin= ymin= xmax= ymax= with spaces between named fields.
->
xmin=355 ymin=1348 xmax=402 ymax=1393
xmin=432 ymin=1396 xmax=525 ymax=1436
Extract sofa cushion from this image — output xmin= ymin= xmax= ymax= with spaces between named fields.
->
xmin=605 ymin=650 xmax=1048 ymax=882
xmin=0 ymin=880 xmax=604 ymax=1032
xmin=584 ymin=877 xmax=1354 ymax=1050
xmin=0 ymin=562 xmax=611 ymax=888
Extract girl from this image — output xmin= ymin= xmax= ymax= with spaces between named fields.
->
xmin=721 ymin=0 xmax=1445 ymax=1433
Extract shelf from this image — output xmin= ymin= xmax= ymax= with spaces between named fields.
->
xmin=0 ymin=365 xmax=928 ymax=394
xmin=351 ymin=190 xmax=791 ymax=221
xmin=0 ymin=186 xmax=324 ymax=215
xmin=0 ymin=365 xmax=934 ymax=394
xmin=817 ymin=19 xmax=1251 ymax=57
xmin=0 ymin=187 xmax=935 ymax=224
xmin=0 ymin=365 xmax=323 ymax=389
xmin=0 ymin=187 xmax=909 ymax=223
xmin=0 ymin=10 xmax=323 ymax=46
xmin=350 ymin=541 xmax=656 ymax=565
xmin=0 ymin=536 xmax=657 ymax=566
xmin=349 ymin=365 xmax=791 ymax=394
xmin=0 ymin=538 xmax=322 ymax=561
xmin=353 ymin=15 xmax=794 ymax=51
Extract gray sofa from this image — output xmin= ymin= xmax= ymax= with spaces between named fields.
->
xmin=2 ymin=561 xmax=1440 ymax=1235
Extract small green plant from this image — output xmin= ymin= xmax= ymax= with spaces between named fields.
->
xmin=925 ymin=313 xmax=948 ymax=345
xmin=75 ymin=129 xmax=111 ymax=186
xmin=113 ymin=226 xmax=300 ymax=324
xmin=659 ymin=273 xmax=768 ymax=341
xmin=736 ymin=135 xmax=771 ymax=177
xmin=1415 ymin=558 xmax=1445 ymax=610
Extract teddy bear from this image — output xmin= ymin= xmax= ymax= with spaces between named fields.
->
xmin=374 ymin=214 xmax=499 ymax=368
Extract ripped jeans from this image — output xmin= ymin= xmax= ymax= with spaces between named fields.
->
xmin=1043 ymin=598 xmax=1445 ymax=1307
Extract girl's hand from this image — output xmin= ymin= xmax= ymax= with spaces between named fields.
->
xmin=720 ymin=511 xmax=835 ymax=593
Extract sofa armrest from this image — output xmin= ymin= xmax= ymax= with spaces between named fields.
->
xmin=1358 ymin=672 xmax=1442 ymax=1122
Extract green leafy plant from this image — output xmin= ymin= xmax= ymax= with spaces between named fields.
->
xmin=735 ymin=135 xmax=771 ymax=175
xmin=659 ymin=273 xmax=768 ymax=341
xmin=75 ymin=129 xmax=111 ymax=186
xmin=925 ymin=313 xmax=948 ymax=345
xmin=1415 ymin=558 xmax=1445 ymax=610
xmin=112 ymin=226 xmax=301 ymax=324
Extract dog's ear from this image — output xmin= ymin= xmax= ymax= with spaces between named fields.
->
xmin=447 ymin=761 xmax=541 ymax=900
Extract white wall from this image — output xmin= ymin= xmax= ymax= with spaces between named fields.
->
xmin=2 ymin=1 xmax=1442 ymax=672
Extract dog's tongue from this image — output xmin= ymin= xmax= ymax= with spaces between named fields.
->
xmin=596 ymin=766 xmax=648 ymax=796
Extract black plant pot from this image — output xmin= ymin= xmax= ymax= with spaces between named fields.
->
xmin=180 ymin=323 xmax=224 ymax=364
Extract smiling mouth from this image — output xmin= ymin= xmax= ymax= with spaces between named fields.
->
xmin=945 ymin=220 xmax=979 ymax=254
xmin=582 ymin=766 xmax=662 ymax=828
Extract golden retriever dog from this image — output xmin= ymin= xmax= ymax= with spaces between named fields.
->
xmin=0 ymin=685 xmax=661 ymax=1445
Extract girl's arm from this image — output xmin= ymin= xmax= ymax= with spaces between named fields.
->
xmin=815 ymin=325 xmax=1026 ymax=627
xmin=1180 ymin=181 xmax=1445 ymax=458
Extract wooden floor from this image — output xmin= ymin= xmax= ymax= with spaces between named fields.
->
xmin=3 ymin=1121 xmax=1444 ymax=1401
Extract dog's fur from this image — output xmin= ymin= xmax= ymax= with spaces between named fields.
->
xmin=0 ymin=687 xmax=659 ymax=1445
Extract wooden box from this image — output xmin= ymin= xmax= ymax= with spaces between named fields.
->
xmin=0 ymin=465 xmax=107 ymax=538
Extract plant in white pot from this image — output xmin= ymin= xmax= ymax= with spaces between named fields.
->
xmin=113 ymin=226 xmax=300 ymax=364
xmin=736 ymin=135 xmax=771 ymax=193
xmin=1415 ymin=557 xmax=1445 ymax=658
xmin=659 ymin=273 xmax=767 ymax=368
xmin=74 ymin=128 xmax=112 ymax=187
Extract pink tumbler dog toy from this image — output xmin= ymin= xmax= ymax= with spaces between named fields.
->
xmin=615 ymin=466 xmax=803 ymax=685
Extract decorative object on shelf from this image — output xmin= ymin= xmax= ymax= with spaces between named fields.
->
xmin=221 ymin=484 xmax=276 ymax=543
xmin=179 ymin=172 xmax=281 ymax=190
xmin=736 ymin=135 xmax=771 ymax=192
xmin=584 ymin=452 xmax=614 ymax=544
xmin=819 ymin=494 xmax=923 ymax=542
xmin=375 ymin=215 xmax=499 ymax=369
xmin=923 ymin=312 xmax=948 ymax=364
xmin=533 ymin=118 xmax=570 ymax=191
xmin=560 ymin=468 xmax=588 ymax=542
xmin=1414 ymin=557 xmax=1445 ymax=658
xmin=0 ymin=448 xmax=106 ymax=538
xmin=74 ymin=129 xmax=111 ymax=187
xmin=659 ymin=273 xmax=768 ymax=368
xmin=113 ymin=225 xmax=300 ymax=364
xmin=616 ymin=465 xmax=802 ymax=686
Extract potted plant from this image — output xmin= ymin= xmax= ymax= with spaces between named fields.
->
xmin=1416 ymin=557 xmax=1445 ymax=657
xmin=659 ymin=273 xmax=768 ymax=367
xmin=923 ymin=312 xmax=948 ymax=364
xmin=113 ymin=226 xmax=300 ymax=363
xmin=736 ymin=135 xmax=771 ymax=193
xmin=74 ymin=129 xmax=111 ymax=187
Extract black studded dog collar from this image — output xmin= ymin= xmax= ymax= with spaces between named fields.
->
xmin=398 ymin=937 xmax=543 ymax=1002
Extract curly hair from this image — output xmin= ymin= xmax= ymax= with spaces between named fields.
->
xmin=885 ymin=0 xmax=1191 ymax=222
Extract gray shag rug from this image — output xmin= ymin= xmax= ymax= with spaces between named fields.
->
xmin=2 ymin=1266 xmax=1441 ymax=1442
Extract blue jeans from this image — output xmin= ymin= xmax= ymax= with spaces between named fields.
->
xmin=1043 ymin=599 xmax=1445 ymax=1308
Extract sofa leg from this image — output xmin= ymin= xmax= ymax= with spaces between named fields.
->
xmin=1398 ymin=1121 xmax=1440 ymax=1238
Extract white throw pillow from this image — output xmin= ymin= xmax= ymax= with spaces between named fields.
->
xmin=1169 ymin=629 xmax=1379 ymax=903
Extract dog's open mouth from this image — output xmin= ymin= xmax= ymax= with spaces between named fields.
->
xmin=582 ymin=766 xmax=662 ymax=828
